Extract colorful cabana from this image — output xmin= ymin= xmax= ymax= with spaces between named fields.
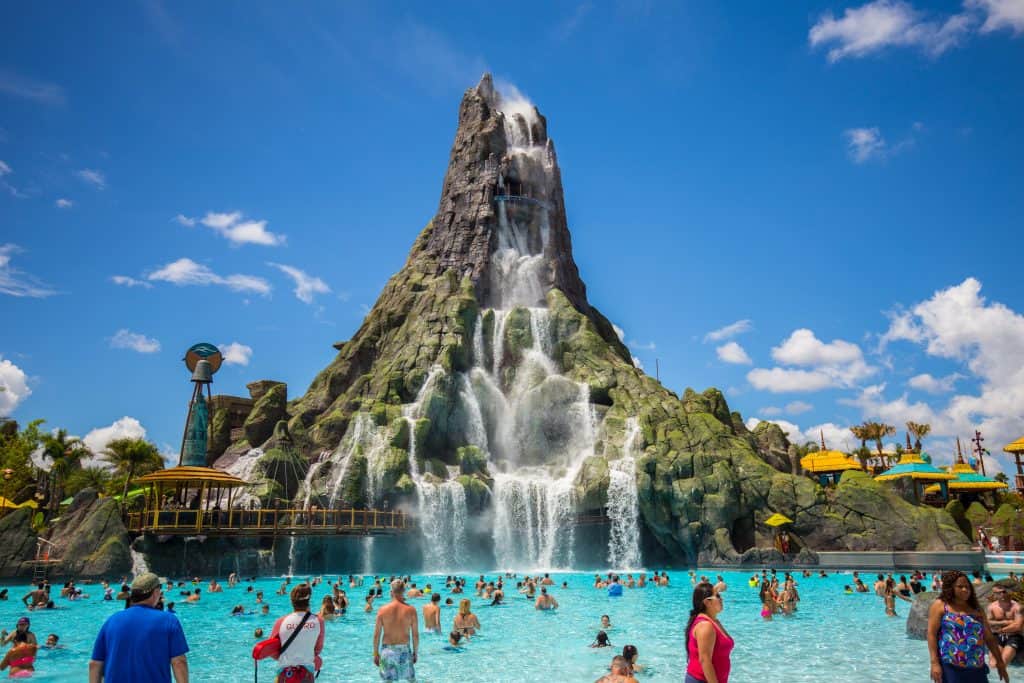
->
xmin=800 ymin=449 xmax=863 ymax=486
xmin=925 ymin=462 xmax=1009 ymax=497
xmin=875 ymin=452 xmax=955 ymax=502
xmin=1003 ymin=436 xmax=1024 ymax=491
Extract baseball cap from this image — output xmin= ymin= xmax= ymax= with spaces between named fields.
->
xmin=131 ymin=572 xmax=162 ymax=593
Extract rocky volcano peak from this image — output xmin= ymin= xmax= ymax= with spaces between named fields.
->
xmin=423 ymin=73 xmax=589 ymax=314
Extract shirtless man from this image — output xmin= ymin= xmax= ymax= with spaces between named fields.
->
xmin=535 ymin=587 xmax=558 ymax=611
xmin=208 ymin=579 xmax=223 ymax=593
xmin=423 ymin=593 xmax=441 ymax=633
xmin=540 ymin=573 xmax=555 ymax=586
xmin=373 ymin=579 xmax=419 ymax=682
xmin=593 ymin=655 xmax=639 ymax=683
xmin=988 ymin=586 xmax=1024 ymax=667
xmin=21 ymin=585 xmax=47 ymax=611
xmin=186 ymin=588 xmax=201 ymax=603
xmin=714 ymin=575 xmax=727 ymax=594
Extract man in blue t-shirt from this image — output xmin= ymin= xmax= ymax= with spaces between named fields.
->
xmin=88 ymin=572 xmax=189 ymax=683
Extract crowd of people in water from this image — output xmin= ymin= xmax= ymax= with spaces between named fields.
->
xmin=0 ymin=565 xmax=1021 ymax=680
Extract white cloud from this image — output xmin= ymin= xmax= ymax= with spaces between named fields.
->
xmin=55 ymin=198 xmax=73 ymax=209
xmin=716 ymin=341 xmax=753 ymax=365
xmin=760 ymin=406 xmax=783 ymax=416
xmin=612 ymin=324 xmax=625 ymax=342
xmin=0 ymin=69 xmax=65 ymax=105
xmin=908 ymin=372 xmax=962 ymax=394
xmin=786 ymin=400 xmax=814 ymax=415
xmin=628 ymin=340 xmax=657 ymax=352
xmin=809 ymin=0 xmax=972 ymax=62
xmin=76 ymin=168 xmax=106 ymax=189
xmin=968 ymin=0 xmax=1024 ymax=33
xmin=844 ymin=127 xmax=887 ymax=163
xmin=173 ymin=214 xmax=196 ymax=227
xmin=857 ymin=278 xmax=1024 ymax=472
xmin=0 ymin=161 xmax=10 ymax=176
xmin=746 ymin=416 xmax=858 ymax=451
xmin=220 ymin=342 xmax=253 ymax=366
xmin=0 ymin=356 xmax=31 ymax=415
xmin=110 ymin=275 xmax=153 ymax=289
xmin=196 ymin=211 xmax=285 ymax=247
xmin=148 ymin=258 xmax=271 ymax=295
xmin=773 ymin=329 xmax=863 ymax=366
xmin=748 ymin=328 xmax=875 ymax=392
xmin=83 ymin=416 xmax=147 ymax=458
xmin=704 ymin=319 xmax=752 ymax=343
xmin=632 ymin=356 xmax=644 ymax=371
xmin=268 ymin=262 xmax=330 ymax=303
xmin=0 ymin=244 xmax=56 ymax=298
xmin=110 ymin=329 xmax=161 ymax=354
xmin=748 ymin=367 xmax=835 ymax=393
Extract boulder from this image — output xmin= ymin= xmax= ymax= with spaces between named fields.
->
xmin=244 ymin=382 xmax=288 ymax=447
xmin=0 ymin=509 xmax=40 ymax=578
xmin=751 ymin=421 xmax=794 ymax=473
xmin=47 ymin=491 xmax=132 ymax=578
xmin=575 ymin=455 xmax=610 ymax=510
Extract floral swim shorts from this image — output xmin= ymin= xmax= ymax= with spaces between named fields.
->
xmin=379 ymin=643 xmax=415 ymax=681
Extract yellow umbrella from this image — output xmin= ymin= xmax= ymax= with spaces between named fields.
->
xmin=765 ymin=513 xmax=793 ymax=527
xmin=1004 ymin=436 xmax=1024 ymax=454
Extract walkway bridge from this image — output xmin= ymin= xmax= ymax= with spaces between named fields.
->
xmin=125 ymin=507 xmax=411 ymax=538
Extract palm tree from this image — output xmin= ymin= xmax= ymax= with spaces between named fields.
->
xmin=850 ymin=424 xmax=873 ymax=469
xmin=65 ymin=466 xmax=113 ymax=498
xmin=101 ymin=437 xmax=163 ymax=501
xmin=906 ymin=421 xmax=932 ymax=453
xmin=860 ymin=421 xmax=896 ymax=468
xmin=40 ymin=429 xmax=87 ymax=511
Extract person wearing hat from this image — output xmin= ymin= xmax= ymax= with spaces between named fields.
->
xmin=88 ymin=572 xmax=189 ymax=683
xmin=1 ymin=618 xmax=35 ymax=646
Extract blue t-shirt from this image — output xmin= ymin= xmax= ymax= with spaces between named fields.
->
xmin=91 ymin=605 xmax=189 ymax=683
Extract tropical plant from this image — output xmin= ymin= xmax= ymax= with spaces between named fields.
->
xmin=39 ymin=428 xmax=88 ymax=511
xmin=861 ymin=421 xmax=896 ymax=467
xmin=64 ymin=466 xmax=113 ymax=498
xmin=906 ymin=421 xmax=932 ymax=452
xmin=0 ymin=418 xmax=44 ymax=503
xmin=995 ymin=472 xmax=1010 ymax=484
xmin=101 ymin=437 xmax=163 ymax=501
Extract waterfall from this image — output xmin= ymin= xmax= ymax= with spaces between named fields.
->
xmin=224 ymin=448 xmax=263 ymax=506
xmin=492 ymin=473 xmax=575 ymax=570
xmin=129 ymin=548 xmax=150 ymax=578
xmin=403 ymin=367 xmax=471 ymax=572
xmin=288 ymin=457 xmax=328 ymax=576
xmin=607 ymin=418 xmax=643 ymax=570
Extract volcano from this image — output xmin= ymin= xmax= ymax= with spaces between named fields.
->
xmin=214 ymin=75 xmax=971 ymax=569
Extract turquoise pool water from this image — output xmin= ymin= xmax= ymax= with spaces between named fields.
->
xmin=0 ymin=570 xmax=939 ymax=681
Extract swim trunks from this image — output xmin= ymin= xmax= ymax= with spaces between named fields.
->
xmin=997 ymin=633 xmax=1024 ymax=651
xmin=379 ymin=643 xmax=415 ymax=681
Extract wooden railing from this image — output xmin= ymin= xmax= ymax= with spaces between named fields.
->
xmin=124 ymin=507 xmax=411 ymax=537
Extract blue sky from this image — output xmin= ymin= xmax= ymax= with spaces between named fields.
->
xmin=1 ymin=1 xmax=1022 ymax=470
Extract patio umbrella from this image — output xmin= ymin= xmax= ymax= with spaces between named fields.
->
xmin=764 ymin=513 xmax=793 ymax=527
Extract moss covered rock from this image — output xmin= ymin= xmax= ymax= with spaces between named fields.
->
xmin=244 ymin=383 xmax=287 ymax=447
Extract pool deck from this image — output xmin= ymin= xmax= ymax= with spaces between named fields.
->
xmin=812 ymin=550 xmax=985 ymax=571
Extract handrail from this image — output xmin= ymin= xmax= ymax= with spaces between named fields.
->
xmin=124 ymin=507 xmax=411 ymax=536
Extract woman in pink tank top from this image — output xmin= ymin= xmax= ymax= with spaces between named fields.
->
xmin=685 ymin=582 xmax=734 ymax=683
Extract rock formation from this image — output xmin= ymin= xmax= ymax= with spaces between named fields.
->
xmin=197 ymin=75 xmax=974 ymax=568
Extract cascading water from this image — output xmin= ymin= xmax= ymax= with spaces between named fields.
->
xmin=224 ymin=448 xmax=263 ymax=506
xmin=288 ymin=456 xmax=328 ymax=576
xmin=606 ymin=418 xmax=643 ymax=569
xmin=129 ymin=548 xmax=150 ymax=578
xmin=404 ymin=367 xmax=471 ymax=572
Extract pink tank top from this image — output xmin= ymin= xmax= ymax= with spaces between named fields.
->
xmin=686 ymin=614 xmax=734 ymax=683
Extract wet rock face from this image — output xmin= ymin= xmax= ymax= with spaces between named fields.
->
xmin=424 ymin=74 xmax=590 ymax=315
xmin=47 ymin=490 xmax=132 ymax=578
xmin=0 ymin=509 xmax=39 ymax=578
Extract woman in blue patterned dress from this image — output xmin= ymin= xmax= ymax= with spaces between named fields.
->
xmin=928 ymin=571 xmax=1009 ymax=683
